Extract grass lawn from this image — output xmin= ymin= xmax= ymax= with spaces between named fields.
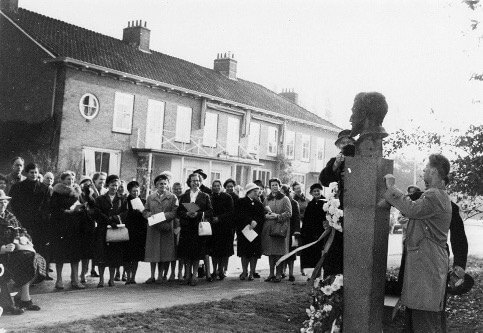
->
xmin=24 ymin=257 xmax=482 ymax=333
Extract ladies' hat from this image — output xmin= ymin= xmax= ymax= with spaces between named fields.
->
xmin=309 ymin=183 xmax=323 ymax=192
xmin=223 ymin=178 xmax=236 ymax=188
xmin=334 ymin=129 xmax=353 ymax=146
xmin=0 ymin=190 xmax=11 ymax=200
xmin=105 ymin=175 xmax=120 ymax=186
xmin=245 ymin=183 xmax=259 ymax=194
xmin=193 ymin=169 xmax=207 ymax=180
xmin=80 ymin=175 xmax=92 ymax=185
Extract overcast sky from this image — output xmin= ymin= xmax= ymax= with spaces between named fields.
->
xmin=20 ymin=0 xmax=483 ymax=133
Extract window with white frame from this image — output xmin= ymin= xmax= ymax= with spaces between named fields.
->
xmin=317 ymin=137 xmax=325 ymax=162
xmin=210 ymin=171 xmax=221 ymax=184
xmin=252 ymin=169 xmax=271 ymax=188
xmin=175 ymin=105 xmax=192 ymax=143
xmin=248 ymin=122 xmax=261 ymax=154
xmin=285 ymin=130 xmax=295 ymax=159
xmin=79 ymin=93 xmax=99 ymax=120
xmin=226 ymin=116 xmax=240 ymax=156
xmin=203 ymin=112 xmax=218 ymax=147
xmin=301 ymin=134 xmax=311 ymax=162
xmin=112 ymin=92 xmax=134 ymax=134
xmin=82 ymin=147 xmax=121 ymax=176
xmin=267 ymin=126 xmax=278 ymax=156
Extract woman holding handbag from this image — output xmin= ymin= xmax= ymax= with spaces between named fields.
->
xmin=143 ymin=175 xmax=178 ymax=284
xmin=261 ymin=178 xmax=292 ymax=283
xmin=177 ymin=173 xmax=213 ymax=286
xmin=94 ymin=175 xmax=127 ymax=288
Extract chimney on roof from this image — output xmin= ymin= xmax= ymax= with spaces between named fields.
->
xmin=214 ymin=52 xmax=237 ymax=80
xmin=122 ymin=20 xmax=151 ymax=53
xmin=0 ymin=0 xmax=18 ymax=13
xmin=279 ymin=89 xmax=299 ymax=105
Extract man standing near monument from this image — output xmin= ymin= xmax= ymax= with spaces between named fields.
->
xmin=384 ymin=154 xmax=452 ymax=333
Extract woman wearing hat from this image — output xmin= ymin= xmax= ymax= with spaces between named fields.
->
xmin=223 ymin=178 xmax=239 ymax=203
xmin=177 ymin=173 xmax=213 ymax=286
xmin=0 ymin=189 xmax=44 ymax=314
xmin=235 ymin=183 xmax=265 ymax=280
xmin=78 ymin=176 xmax=97 ymax=283
xmin=300 ymin=183 xmax=326 ymax=273
xmin=50 ymin=171 xmax=86 ymax=290
xmin=261 ymin=178 xmax=292 ymax=283
xmin=143 ymin=174 xmax=178 ymax=284
xmin=94 ymin=175 xmax=127 ymax=287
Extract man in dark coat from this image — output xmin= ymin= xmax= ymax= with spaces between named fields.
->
xmin=318 ymin=129 xmax=355 ymax=277
xmin=4 ymin=157 xmax=26 ymax=195
xmin=9 ymin=163 xmax=50 ymax=259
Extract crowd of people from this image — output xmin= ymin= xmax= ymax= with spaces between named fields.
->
xmin=0 ymin=158 xmax=337 ymax=316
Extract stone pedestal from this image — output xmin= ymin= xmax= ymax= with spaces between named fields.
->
xmin=343 ymin=156 xmax=393 ymax=332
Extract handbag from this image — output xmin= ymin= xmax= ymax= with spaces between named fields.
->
xmin=198 ymin=212 xmax=212 ymax=236
xmin=269 ymin=221 xmax=289 ymax=238
xmin=106 ymin=221 xmax=129 ymax=242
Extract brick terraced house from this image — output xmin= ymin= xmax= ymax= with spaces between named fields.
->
xmin=0 ymin=0 xmax=340 ymax=193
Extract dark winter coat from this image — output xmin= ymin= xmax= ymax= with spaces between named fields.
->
xmin=177 ymin=190 xmax=213 ymax=261
xmin=124 ymin=195 xmax=147 ymax=262
xmin=235 ymin=196 xmax=265 ymax=258
xmin=94 ymin=192 xmax=128 ymax=266
xmin=300 ymin=197 xmax=326 ymax=269
xmin=9 ymin=178 xmax=50 ymax=257
xmin=50 ymin=183 xmax=84 ymax=263
xmin=210 ymin=192 xmax=234 ymax=257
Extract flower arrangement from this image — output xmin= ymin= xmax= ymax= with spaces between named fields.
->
xmin=301 ymin=274 xmax=344 ymax=333
xmin=322 ymin=182 xmax=343 ymax=232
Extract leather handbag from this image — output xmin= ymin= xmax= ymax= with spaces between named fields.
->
xmin=198 ymin=212 xmax=212 ymax=236
xmin=269 ymin=221 xmax=289 ymax=238
xmin=106 ymin=223 xmax=129 ymax=242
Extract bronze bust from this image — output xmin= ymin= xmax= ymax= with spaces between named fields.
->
xmin=350 ymin=92 xmax=388 ymax=156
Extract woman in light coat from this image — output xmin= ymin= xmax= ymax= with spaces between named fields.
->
xmin=143 ymin=174 xmax=179 ymax=284
xmin=261 ymin=178 xmax=292 ymax=283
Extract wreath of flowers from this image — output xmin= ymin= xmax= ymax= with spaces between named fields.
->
xmin=322 ymin=182 xmax=343 ymax=232
xmin=301 ymin=274 xmax=344 ymax=333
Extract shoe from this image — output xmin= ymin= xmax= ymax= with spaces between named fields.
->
xmin=189 ymin=278 xmax=198 ymax=286
xmin=253 ymin=272 xmax=261 ymax=278
xmin=17 ymin=299 xmax=40 ymax=311
xmin=218 ymin=273 xmax=226 ymax=281
xmin=108 ymin=280 xmax=115 ymax=287
xmin=71 ymin=282 xmax=86 ymax=290
xmin=121 ymin=272 xmax=127 ymax=281
xmin=155 ymin=279 xmax=164 ymax=284
xmin=178 ymin=278 xmax=187 ymax=285
xmin=3 ymin=305 xmax=24 ymax=315
xmin=131 ymin=280 xmax=137 ymax=284
xmin=273 ymin=276 xmax=282 ymax=283
xmin=264 ymin=276 xmax=275 ymax=282
xmin=301 ymin=272 xmax=307 ymax=276
xmin=206 ymin=276 xmax=213 ymax=282
xmin=239 ymin=273 xmax=247 ymax=281
xmin=211 ymin=272 xmax=218 ymax=280
xmin=80 ymin=277 xmax=86 ymax=284
xmin=281 ymin=273 xmax=286 ymax=279
xmin=145 ymin=277 xmax=155 ymax=284
xmin=90 ymin=270 xmax=100 ymax=278
xmin=248 ymin=274 xmax=254 ymax=281
xmin=97 ymin=282 xmax=104 ymax=288
xmin=125 ymin=281 xmax=131 ymax=285
xmin=114 ymin=276 xmax=120 ymax=282
xmin=289 ymin=275 xmax=295 ymax=282
xmin=44 ymin=275 xmax=54 ymax=281
xmin=54 ymin=281 xmax=64 ymax=290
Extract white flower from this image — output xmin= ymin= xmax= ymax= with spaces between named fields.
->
xmin=321 ymin=285 xmax=333 ymax=295
xmin=333 ymin=199 xmax=340 ymax=208
xmin=326 ymin=215 xmax=332 ymax=223
xmin=323 ymin=304 xmax=333 ymax=312
xmin=328 ymin=205 xmax=337 ymax=215
xmin=334 ymin=274 xmax=343 ymax=287
xmin=323 ymin=203 xmax=329 ymax=211
xmin=331 ymin=281 xmax=341 ymax=291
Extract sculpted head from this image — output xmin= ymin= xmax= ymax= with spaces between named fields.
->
xmin=350 ymin=92 xmax=388 ymax=137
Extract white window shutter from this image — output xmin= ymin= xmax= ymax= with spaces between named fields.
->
xmin=226 ymin=117 xmax=240 ymax=156
xmin=145 ymin=99 xmax=165 ymax=149
xmin=113 ymin=92 xmax=134 ymax=134
xmin=203 ymin=112 xmax=218 ymax=147
xmin=108 ymin=152 xmax=121 ymax=175
xmin=83 ymin=148 xmax=96 ymax=176
xmin=175 ymin=106 xmax=192 ymax=143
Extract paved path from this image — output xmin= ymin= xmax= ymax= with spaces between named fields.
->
xmin=2 ymin=270 xmax=301 ymax=332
